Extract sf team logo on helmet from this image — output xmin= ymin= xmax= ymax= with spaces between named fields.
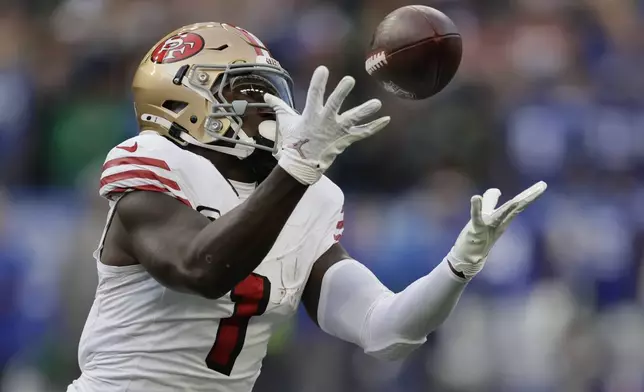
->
xmin=151 ymin=33 xmax=205 ymax=64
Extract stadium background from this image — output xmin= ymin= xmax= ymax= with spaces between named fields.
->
xmin=1 ymin=0 xmax=644 ymax=391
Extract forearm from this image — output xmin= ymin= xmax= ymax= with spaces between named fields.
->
xmin=186 ymin=166 xmax=307 ymax=297
xmin=318 ymin=258 xmax=467 ymax=360
xmin=363 ymin=260 xmax=466 ymax=358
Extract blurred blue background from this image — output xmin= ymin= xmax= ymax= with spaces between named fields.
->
xmin=2 ymin=0 xmax=644 ymax=391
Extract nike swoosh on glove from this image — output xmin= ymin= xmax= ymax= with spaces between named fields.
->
xmin=264 ymin=66 xmax=391 ymax=185
xmin=447 ymin=181 xmax=548 ymax=280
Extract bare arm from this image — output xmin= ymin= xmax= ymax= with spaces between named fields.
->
xmin=114 ymin=166 xmax=307 ymax=299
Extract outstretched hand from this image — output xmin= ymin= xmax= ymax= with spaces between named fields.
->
xmin=265 ymin=66 xmax=390 ymax=185
xmin=447 ymin=181 xmax=548 ymax=280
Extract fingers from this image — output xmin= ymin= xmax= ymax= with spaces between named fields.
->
xmin=487 ymin=204 xmax=517 ymax=227
xmin=491 ymin=204 xmax=521 ymax=237
xmin=347 ymin=116 xmax=391 ymax=139
xmin=304 ymin=66 xmax=329 ymax=115
xmin=512 ymin=181 xmax=547 ymax=210
xmin=340 ymin=99 xmax=383 ymax=127
xmin=264 ymin=93 xmax=291 ymax=114
xmin=488 ymin=181 xmax=547 ymax=227
xmin=470 ymin=195 xmax=485 ymax=227
xmin=481 ymin=188 xmax=501 ymax=215
xmin=324 ymin=76 xmax=356 ymax=115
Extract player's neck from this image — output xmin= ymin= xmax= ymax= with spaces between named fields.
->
xmin=184 ymin=143 xmax=257 ymax=183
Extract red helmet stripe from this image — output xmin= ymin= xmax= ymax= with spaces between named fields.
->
xmin=226 ymin=24 xmax=270 ymax=57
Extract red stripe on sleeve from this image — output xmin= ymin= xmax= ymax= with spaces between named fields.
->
xmin=336 ymin=220 xmax=344 ymax=230
xmin=107 ymin=185 xmax=191 ymax=207
xmin=100 ymin=169 xmax=181 ymax=191
xmin=103 ymin=157 xmax=171 ymax=172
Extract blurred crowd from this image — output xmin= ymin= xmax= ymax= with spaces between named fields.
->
xmin=1 ymin=0 xmax=644 ymax=391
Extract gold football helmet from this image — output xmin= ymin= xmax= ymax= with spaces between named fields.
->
xmin=133 ymin=22 xmax=294 ymax=158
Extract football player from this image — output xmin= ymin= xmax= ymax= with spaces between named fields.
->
xmin=67 ymin=23 xmax=546 ymax=392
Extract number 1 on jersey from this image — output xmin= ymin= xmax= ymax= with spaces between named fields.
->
xmin=206 ymin=273 xmax=271 ymax=376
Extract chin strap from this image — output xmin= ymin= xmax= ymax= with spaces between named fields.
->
xmin=179 ymin=132 xmax=254 ymax=159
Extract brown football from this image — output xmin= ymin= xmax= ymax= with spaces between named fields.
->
xmin=365 ymin=5 xmax=462 ymax=100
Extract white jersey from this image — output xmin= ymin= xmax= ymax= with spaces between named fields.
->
xmin=69 ymin=131 xmax=344 ymax=392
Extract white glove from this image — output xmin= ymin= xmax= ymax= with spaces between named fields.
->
xmin=446 ymin=181 xmax=548 ymax=280
xmin=264 ymin=66 xmax=390 ymax=185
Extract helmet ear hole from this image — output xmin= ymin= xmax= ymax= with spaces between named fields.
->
xmin=162 ymin=100 xmax=188 ymax=113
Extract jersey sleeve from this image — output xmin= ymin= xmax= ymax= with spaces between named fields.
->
xmin=331 ymin=206 xmax=345 ymax=244
xmin=313 ymin=182 xmax=345 ymax=259
xmin=99 ymin=137 xmax=192 ymax=207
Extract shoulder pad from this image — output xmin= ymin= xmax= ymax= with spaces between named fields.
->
xmin=99 ymin=133 xmax=191 ymax=206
